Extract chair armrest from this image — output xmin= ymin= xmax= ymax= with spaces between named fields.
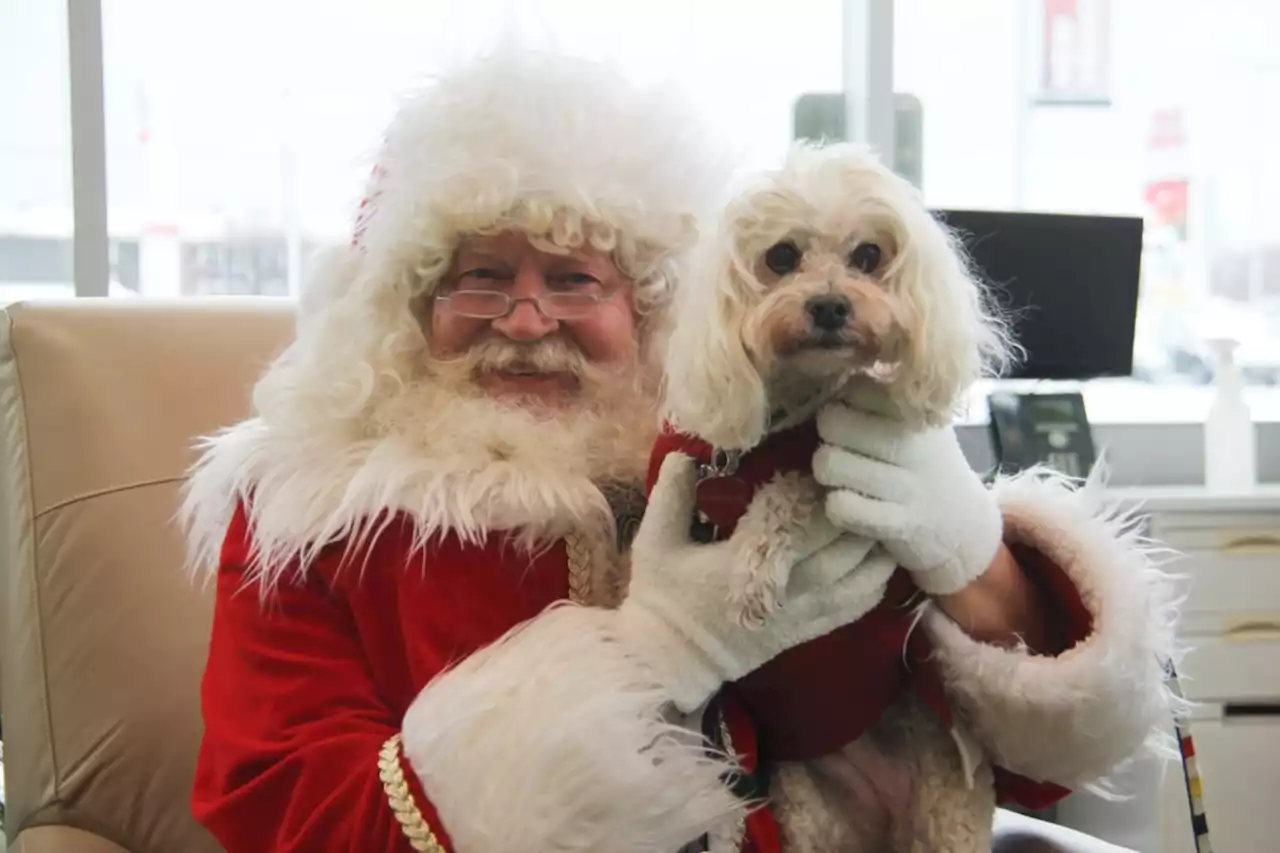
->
xmin=992 ymin=808 xmax=1136 ymax=852
xmin=10 ymin=825 xmax=132 ymax=853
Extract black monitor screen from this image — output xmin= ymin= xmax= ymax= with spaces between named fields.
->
xmin=933 ymin=209 xmax=1144 ymax=381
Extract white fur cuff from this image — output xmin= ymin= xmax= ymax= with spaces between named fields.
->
xmin=400 ymin=603 xmax=744 ymax=853
xmin=922 ymin=467 xmax=1182 ymax=788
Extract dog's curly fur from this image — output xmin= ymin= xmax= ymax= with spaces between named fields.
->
xmin=663 ymin=142 xmax=1015 ymax=454
xmin=669 ymin=141 xmax=1017 ymax=629
xmin=662 ymin=142 xmax=1016 ymax=852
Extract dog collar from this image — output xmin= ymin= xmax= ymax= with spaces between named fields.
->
xmin=650 ymin=421 xmax=822 ymax=537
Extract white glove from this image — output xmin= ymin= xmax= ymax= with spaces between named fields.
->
xmin=812 ymin=385 xmax=1003 ymax=596
xmin=617 ymin=453 xmax=896 ymax=713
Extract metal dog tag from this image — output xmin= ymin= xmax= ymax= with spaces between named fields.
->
xmin=690 ymin=448 xmax=748 ymax=541
xmin=694 ymin=475 xmax=753 ymax=532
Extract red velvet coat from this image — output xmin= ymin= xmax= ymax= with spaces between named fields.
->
xmin=195 ymin=426 xmax=1101 ymax=851
xmin=196 ymin=503 xmax=781 ymax=853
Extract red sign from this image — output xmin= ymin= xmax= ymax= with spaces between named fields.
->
xmin=1145 ymin=179 xmax=1189 ymax=241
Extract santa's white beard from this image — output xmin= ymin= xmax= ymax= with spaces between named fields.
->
xmin=375 ymin=340 xmax=661 ymax=493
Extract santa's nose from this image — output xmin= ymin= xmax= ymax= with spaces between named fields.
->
xmin=492 ymin=268 xmax=559 ymax=341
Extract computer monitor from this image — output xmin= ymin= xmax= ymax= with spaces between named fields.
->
xmin=933 ymin=209 xmax=1144 ymax=381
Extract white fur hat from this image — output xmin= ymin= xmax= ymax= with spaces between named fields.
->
xmin=305 ymin=47 xmax=732 ymax=332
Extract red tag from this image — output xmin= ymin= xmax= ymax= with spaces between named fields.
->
xmin=694 ymin=476 xmax=753 ymax=532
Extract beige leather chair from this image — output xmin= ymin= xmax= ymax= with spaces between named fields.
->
xmin=0 ymin=299 xmax=294 ymax=852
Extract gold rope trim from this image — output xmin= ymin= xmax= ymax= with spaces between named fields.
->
xmin=377 ymin=531 xmax=597 ymax=852
xmin=717 ymin=709 xmax=748 ymax=852
xmin=564 ymin=530 xmax=595 ymax=606
xmin=378 ymin=733 xmax=447 ymax=852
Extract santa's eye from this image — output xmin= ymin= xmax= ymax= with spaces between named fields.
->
xmin=764 ymin=241 xmax=802 ymax=275
xmin=848 ymin=242 xmax=883 ymax=274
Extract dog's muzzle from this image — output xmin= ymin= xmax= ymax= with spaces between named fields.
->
xmin=805 ymin=294 xmax=852 ymax=333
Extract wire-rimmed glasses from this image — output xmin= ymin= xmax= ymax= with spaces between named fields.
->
xmin=434 ymin=289 xmax=617 ymax=321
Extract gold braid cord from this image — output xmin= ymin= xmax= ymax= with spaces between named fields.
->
xmin=379 ymin=733 xmax=447 ymax=852
xmin=717 ymin=710 xmax=748 ymax=853
xmin=564 ymin=530 xmax=596 ymax=606
xmin=566 ymin=524 xmax=625 ymax=607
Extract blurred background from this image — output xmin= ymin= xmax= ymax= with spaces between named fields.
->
xmin=3 ymin=0 xmax=1279 ymax=421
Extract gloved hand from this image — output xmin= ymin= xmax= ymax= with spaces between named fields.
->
xmin=812 ymin=384 xmax=1003 ymax=596
xmin=617 ymin=452 xmax=896 ymax=713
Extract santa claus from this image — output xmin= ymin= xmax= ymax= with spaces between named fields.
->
xmin=182 ymin=47 xmax=1177 ymax=853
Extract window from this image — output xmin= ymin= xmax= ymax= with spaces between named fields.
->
xmin=894 ymin=0 xmax=1280 ymax=419
xmin=0 ymin=1 xmax=74 ymax=305
xmin=100 ymin=0 xmax=845 ymax=297
xmin=19 ymin=1 xmax=1280 ymax=420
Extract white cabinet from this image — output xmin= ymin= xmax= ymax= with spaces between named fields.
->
xmin=1059 ymin=487 xmax=1280 ymax=853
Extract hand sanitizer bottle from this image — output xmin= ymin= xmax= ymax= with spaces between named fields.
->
xmin=1203 ymin=338 xmax=1256 ymax=492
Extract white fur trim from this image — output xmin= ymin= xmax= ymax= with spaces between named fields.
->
xmin=180 ymin=401 xmax=617 ymax=586
xmin=401 ymin=603 xmax=744 ymax=853
xmin=921 ymin=464 xmax=1184 ymax=789
xmin=296 ymin=244 xmax=361 ymax=336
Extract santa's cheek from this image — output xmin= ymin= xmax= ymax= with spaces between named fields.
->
xmin=566 ymin=307 xmax=637 ymax=365
xmin=430 ymin=314 xmax=491 ymax=356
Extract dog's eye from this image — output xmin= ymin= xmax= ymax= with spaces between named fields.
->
xmin=764 ymin=241 xmax=802 ymax=275
xmin=848 ymin=242 xmax=883 ymax=274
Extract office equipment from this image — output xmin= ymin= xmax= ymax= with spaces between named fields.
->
xmin=936 ymin=209 xmax=1142 ymax=474
xmin=987 ymin=390 xmax=1096 ymax=477
xmin=934 ymin=209 xmax=1144 ymax=381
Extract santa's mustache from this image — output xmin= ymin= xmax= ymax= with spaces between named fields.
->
xmin=465 ymin=338 xmax=587 ymax=377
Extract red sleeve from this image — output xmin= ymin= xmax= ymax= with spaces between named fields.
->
xmin=1012 ymin=541 xmax=1095 ymax=658
xmin=192 ymin=504 xmax=454 ymax=853
xmin=990 ymin=542 xmax=1095 ymax=810
xmin=993 ymin=768 xmax=1073 ymax=811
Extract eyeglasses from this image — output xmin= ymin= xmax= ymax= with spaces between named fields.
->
xmin=435 ymin=290 xmax=616 ymax=321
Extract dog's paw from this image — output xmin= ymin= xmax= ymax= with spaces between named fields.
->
xmin=727 ymin=472 xmax=821 ymax=629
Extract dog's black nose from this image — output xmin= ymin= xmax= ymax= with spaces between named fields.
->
xmin=806 ymin=295 xmax=852 ymax=332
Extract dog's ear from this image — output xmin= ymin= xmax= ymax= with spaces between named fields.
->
xmin=662 ymin=241 xmax=771 ymax=451
xmin=889 ymin=213 xmax=1013 ymax=427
